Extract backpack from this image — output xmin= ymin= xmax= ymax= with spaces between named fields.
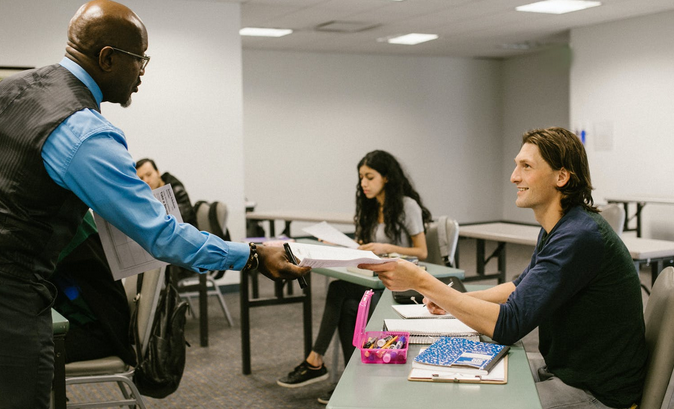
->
xmin=132 ymin=270 xmax=190 ymax=399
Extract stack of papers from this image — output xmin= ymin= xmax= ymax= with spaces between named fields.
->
xmin=287 ymin=242 xmax=393 ymax=268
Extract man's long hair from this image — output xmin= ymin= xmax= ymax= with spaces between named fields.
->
xmin=355 ymin=150 xmax=432 ymax=244
xmin=522 ymin=127 xmax=598 ymax=214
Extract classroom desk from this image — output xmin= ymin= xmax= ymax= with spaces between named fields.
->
xmin=621 ymin=236 xmax=674 ymax=285
xmin=459 ymin=222 xmax=540 ymax=284
xmin=459 ymin=222 xmax=674 ymax=286
xmin=245 ymin=210 xmax=353 ymax=237
xmin=239 ymin=244 xmax=464 ymax=376
xmin=605 ymin=195 xmax=674 ymax=237
xmin=52 ymin=309 xmax=69 ymax=409
xmin=327 ymin=288 xmax=542 ymax=409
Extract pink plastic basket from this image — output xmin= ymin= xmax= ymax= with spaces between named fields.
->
xmin=352 ymin=289 xmax=409 ymax=364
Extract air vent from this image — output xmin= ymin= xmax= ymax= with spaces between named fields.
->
xmin=315 ymin=21 xmax=380 ymax=33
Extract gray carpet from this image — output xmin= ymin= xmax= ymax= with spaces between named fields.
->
xmin=65 ymin=237 xmax=656 ymax=408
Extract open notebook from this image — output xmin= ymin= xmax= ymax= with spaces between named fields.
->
xmin=383 ymin=318 xmax=479 ymax=344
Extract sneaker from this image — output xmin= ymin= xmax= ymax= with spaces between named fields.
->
xmin=317 ymin=387 xmax=334 ymax=405
xmin=276 ymin=361 xmax=329 ymax=388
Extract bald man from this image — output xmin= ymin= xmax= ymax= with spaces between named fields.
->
xmin=0 ymin=2 xmax=308 ymax=407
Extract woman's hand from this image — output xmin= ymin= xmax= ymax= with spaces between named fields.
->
xmin=358 ymin=242 xmax=390 ymax=255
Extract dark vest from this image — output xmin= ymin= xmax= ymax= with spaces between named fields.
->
xmin=0 ymin=64 xmax=100 ymax=278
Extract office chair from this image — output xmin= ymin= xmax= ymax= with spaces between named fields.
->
xmin=598 ymin=203 xmax=626 ymax=236
xmin=176 ymin=201 xmax=234 ymax=326
xmin=641 ymin=266 xmax=674 ymax=409
xmin=63 ymin=266 xmax=165 ymax=409
xmin=425 ymin=216 xmax=460 ymax=267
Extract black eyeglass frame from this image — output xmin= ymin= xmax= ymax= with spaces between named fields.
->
xmin=108 ymin=46 xmax=150 ymax=71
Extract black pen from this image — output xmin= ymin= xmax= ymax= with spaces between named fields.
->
xmin=283 ymin=242 xmax=308 ymax=289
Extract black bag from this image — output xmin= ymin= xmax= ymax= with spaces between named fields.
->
xmin=392 ymin=276 xmax=466 ymax=304
xmin=132 ymin=271 xmax=190 ymax=399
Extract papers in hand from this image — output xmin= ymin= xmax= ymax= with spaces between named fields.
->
xmin=287 ymin=242 xmax=392 ymax=268
xmin=392 ymin=304 xmax=455 ymax=319
xmin=302 ymin=221 xmax=359 ymax=249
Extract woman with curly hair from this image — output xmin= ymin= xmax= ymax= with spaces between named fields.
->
xmin=277 ymin=150 xmax=432 ymax=404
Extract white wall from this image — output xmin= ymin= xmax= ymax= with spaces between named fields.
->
xmin=500 ymin=46 xmax=571 ymax=224
xmin=570 ymin=11 xmax=674 ymax=239
xmin=0 ymin=0 xmax=247 ymax=238
xmin=242 ymin=50 xmax=504 ymax=235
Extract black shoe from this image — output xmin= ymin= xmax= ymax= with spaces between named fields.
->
xmin=317 ymin=387 xmax=334 ymax=405
xmin=277 ymin=361 xmax=329 ymax=388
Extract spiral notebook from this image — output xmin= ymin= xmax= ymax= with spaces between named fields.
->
xmin=383 ymin=318 xmax=479 ymax=344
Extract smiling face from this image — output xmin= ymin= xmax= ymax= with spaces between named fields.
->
xmin=359 ymin=165 xmax=387 ymax=203
xmin=510 ymin=143 xmax=567 ymax=226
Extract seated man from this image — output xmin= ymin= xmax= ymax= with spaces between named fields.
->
xmin=364 ymin=127 xmax=647 ymax=409
xmin=50 ymin=211 xmax=135 ymax=365
xmin=136 ymin=158 xmax=196 ymax=227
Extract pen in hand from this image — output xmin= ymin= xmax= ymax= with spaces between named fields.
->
xmin=283 ymin=243 xmax=308 ymax=289
xmin=418 ymin=280 xmax=454 ymax=308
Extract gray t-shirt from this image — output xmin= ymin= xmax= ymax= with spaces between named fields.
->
xmin=373 ymin=196 xmax=424 ymax=247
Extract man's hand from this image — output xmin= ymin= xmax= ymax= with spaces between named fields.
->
xmin=357 ymin=259 xmax=424 ymax=291
xmin=423 ymin=298 xmax=449 ymax=315
xmin=256 ymin=245 xmax=311 ymax=282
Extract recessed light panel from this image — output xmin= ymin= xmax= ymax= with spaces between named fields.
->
xmin=516 ymin=1 xmax=601 ymax=14
xmin=240 ymin=27 xmax=293 ymax=37
xmin=385 ymin=33 xmax=438 ymax=45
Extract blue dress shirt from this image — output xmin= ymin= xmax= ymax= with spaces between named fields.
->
xmin=41 ymin=58 xmax=248 ymax=272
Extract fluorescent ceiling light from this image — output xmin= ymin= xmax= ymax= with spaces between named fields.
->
xmin=239 ymin=27 xmax=293 ymax=37
xmin=516 ymin=1 xmax=601 ymax=14
xmin=385 ymin=33 xmax=438 ymax=45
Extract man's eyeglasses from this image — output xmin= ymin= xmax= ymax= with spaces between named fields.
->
xmin=109 ymin=46 xmax=151 ymax=71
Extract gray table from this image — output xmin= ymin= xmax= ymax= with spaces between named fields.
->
xmin=605 ymin=195 xmax=674 ymax=237
xmin=327 ymin=288 xmax=542 ymax=409
xmin=458 ymin=222 xmax=674 ymax=286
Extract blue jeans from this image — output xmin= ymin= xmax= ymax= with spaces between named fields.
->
xmin=0 ymin=269 xmax=56 ymax=409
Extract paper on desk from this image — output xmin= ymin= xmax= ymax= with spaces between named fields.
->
xmin=95 ymin=184 xmax=183 ymax=280
xmin=287 ymin=242 xmax=393 ymax=268
xmin=302 ymin=221 xmax=359 ymax=249
xmin=392 ymin=304 xmax=455 ymax=319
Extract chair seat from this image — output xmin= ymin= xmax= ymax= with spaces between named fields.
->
xmin=65 ymin=356 xmax=130 ymax=377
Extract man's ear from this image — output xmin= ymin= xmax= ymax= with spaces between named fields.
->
xmin=556 ymin=167 xmax=570 ymax=188
xmin=97 ymin=46 xmax=115 ymax=72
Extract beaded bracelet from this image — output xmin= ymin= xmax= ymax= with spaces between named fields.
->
xmin=243 ymin=242 xmax=259 ymax=272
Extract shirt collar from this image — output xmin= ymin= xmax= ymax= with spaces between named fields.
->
xmin=59 ymin=57 xmax=103 ymax=107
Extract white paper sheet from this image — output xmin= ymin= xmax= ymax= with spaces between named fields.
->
xmin=302 ymin=221 xmax=359 ymax=249
xmin=287 ymin=242 xmax=393 ymax=268
xmin=95 ymin=184 xmax=183 ymax=280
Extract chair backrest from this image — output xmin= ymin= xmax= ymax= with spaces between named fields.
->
xmin=599 ymin=203 xmax=625 ymax=236
xmin=195 ymin=201 xmax=229 ymax=240
xmin=425 ymin=216 xmax=460 ymax=267
xmin=123 ymin=266 xmax=165 ymax=357
xmin=641 ymin=267 xmax=674 ymax=409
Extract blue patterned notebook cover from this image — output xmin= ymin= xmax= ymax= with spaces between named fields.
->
xmin=413 ymin=337 xmax=507 ymax=371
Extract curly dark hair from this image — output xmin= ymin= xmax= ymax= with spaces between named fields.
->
xmin=355 ymin=150 xmax=432 ymax=244
xmin=522 ymin=127 xmax=598 ymax=214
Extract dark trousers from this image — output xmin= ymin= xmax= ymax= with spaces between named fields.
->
xmin=0 ymin=270 xmax=56 ymax=409
xmin=312 ymin=280 xmax=381 ymax=365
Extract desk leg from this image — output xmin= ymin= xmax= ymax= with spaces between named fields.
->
xmin=652 ymin=260 xmax=662 ymax=286
xmin=240 ymin=270 xmax=252 ymax=375
xmin=498 ymin=244 xmax=506 ymax=284
xmin=636 ymin=203 xmax=644 ymax=238
xmin=303 ymin=273 xmax=313 ymax=358
xmin=199 ymin=273 xmax=208 ymax=347
xmin=53 ymin=334 xmax=67 ymax=409
xmin=266 ymin=219 xmax=276 ymax=238
xmin=476 ymin=239 xmax=485 ymax=275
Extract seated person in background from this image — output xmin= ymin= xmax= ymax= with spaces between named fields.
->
xmin=277 ymin=150 xmax=432 ymax=404
xmin=50 ymin=211 xmax=135 ymax=365
xmin=364 ymin=128 xmax=647 ymax=409
xmin=136 ymin=158 xmax=196 ymax=227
